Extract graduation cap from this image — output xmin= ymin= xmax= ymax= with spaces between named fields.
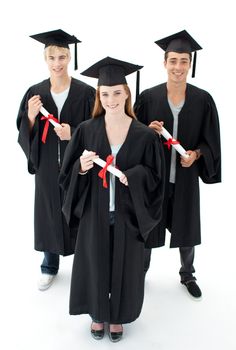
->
xmin=81 ymin=56 xmax=143 ymax=100
xmin=155 ymin=30 xmax=202 ymax=77
xmin=30 ymin=29 xmax=81 ymax=70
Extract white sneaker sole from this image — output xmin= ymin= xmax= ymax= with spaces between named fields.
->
xmin=38 ymin=275 xmax=55 ymax=291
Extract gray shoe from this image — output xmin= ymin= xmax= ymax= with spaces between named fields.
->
xmin=38 ymin=273 xmax=55 ymax=291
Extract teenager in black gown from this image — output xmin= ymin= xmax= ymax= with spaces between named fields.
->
xmin=17 ymin=29 xmax=95 ymax=291
xmin=59 ymin=57 xmax=165 ymax=341
xmin=134 ymin=30 xmax=221 ymax=299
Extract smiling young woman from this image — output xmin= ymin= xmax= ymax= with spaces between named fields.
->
xmin=59 ymin=56 xmax=165 ymax=342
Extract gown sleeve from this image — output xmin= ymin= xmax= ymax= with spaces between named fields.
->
xmin=16 ymin=88 xmax=40 ymax=174
xmin=197 ymin=93 xmax=221 ymax=183
xmin=59 ymin=125 xmax=90 ymax=229
xmin=69 ymin=86 xmax=95 ymax=135
xmin=133 ymin=90 xmax=150 ymax=126
xmin=124 ymin=134 xmax=165 ymax=242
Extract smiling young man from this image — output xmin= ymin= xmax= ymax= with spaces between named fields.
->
xmin=134 ymin=30 xmax=221 ymax=299
xmin=17 ymin=29 xmax=95 ymax=291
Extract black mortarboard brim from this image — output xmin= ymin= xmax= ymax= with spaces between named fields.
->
xmin=81 ymin=56 xmax=143 ymax=100
xmin=155 ymin=30 xmax=202 ymax=78
xmin=30 ymin=29 xmax=81 ymax=70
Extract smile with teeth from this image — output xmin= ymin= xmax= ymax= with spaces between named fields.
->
xmin=108 ymin=104 xmax=118 ymax=108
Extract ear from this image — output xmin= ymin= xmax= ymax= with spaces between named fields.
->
xmin=44 ymin=48 xmax=48 ymax=62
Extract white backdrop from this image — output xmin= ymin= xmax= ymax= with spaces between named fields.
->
xmin=1 ymin=1 xmax=235 ymax=349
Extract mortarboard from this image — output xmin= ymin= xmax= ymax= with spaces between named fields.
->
xmin=155 ymin=30 xmax=202 ymax=77
xmin=30 ymin=29 xmax=81 ymax=70
xmin=81 ymin=56 xmax=143 ymax=100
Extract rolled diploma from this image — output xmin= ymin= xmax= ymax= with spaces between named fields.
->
xmin=161 ymin=127 xmax=189 ymax=158
xmin=40 ymin=106 xmax=62 ymax=128
xmin=83 ymin=150 xmax=123 ymax=178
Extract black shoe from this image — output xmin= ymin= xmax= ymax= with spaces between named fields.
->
xmin=91 ymin=323 xmax=104 ymax=340
xmin=109 ymin=325 xmax=123 ymax=342
xmin=182 ymin=280 xmax=202 ymax=299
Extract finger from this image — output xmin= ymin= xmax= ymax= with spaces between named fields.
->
xmin=83 ymin=163 xmax=94 ymax=171
xmin=82 ymin=150 xmax=96 ymax=157
xmin=83 ymin=152 xmax=96 ymax=159
xmin=82 ymin=153 xmax=98 ymax=161
xmin=30 ymin=95 xmax=40 ymax=101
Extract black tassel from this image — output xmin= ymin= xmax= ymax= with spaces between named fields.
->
xmin=74 ymin=42 xmax=78 ymax=70
xmin=135 ymin=70 xmax=140 ymax=102
xmin=192 ymin=51 xmax=197 ymax=78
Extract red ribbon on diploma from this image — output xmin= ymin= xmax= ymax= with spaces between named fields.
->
xmin=41 ymin=114 xmax=60 ymax=143
xmin=98 ymin=155 xmax=114 ymax=188
xmin=164 ymin=138 xmax=180 ymax=150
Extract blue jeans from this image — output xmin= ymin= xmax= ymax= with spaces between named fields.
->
xmin=41 ymin=252 xmax=60 ymax=275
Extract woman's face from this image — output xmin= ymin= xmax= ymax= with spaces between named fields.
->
xmin=99 ymin=85 xmax=128 ymax=115
xmin=45 ymin=46 xmax=71 ymax=78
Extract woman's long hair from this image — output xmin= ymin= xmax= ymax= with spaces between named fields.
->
xmin=92 ymin=84 xmax=136 ymax=119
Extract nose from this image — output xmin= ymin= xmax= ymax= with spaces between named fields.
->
xmin=53 ymin=58 xmax=61 ymax=67
xmin=175 ymin=61 xmax=182 ymax=70
xmin=108 ymin=95 xmax=116 ymax=104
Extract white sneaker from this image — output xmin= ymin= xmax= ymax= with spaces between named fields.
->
xmin=38 ymin=273 xmax=55 ymax=291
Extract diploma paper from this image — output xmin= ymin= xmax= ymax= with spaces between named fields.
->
xmin=83 ymin=150 xmax=123 ymax=178
xmin=40 ymin=106 xmax=62 ymax=128
xmin=161 ymin=127 xmax=189 ymax=158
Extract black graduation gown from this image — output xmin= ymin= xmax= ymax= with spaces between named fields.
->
xmin=59 ymin=116 xmax=164 ymax=323
xmin=17 ymin=78 xmax=95 ymax=255
xmin=134 ymin=83 xmax=221 ymax=248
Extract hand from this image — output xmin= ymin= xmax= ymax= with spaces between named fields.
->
xmin=54 ymin=123 xmax=71 ymax=141
xmin=119 ymin=174 xmax=128 ymax=186
xmin=149 ymin=120 xmax=164 ymax=134
xmin=180 ymin=150 xmax=198 ymax=167
xmin=80 ymin=151 xmax=99 ymax=173
xmin=28 ymin=95 xmax=43 ymax=124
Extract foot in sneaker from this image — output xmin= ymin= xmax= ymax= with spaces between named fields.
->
xmin=38 ymin=273 xmax=55 ymax=291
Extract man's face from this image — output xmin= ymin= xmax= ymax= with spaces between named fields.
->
xmin=164 ymin=52 xmax=191 ymax=83
xmin=45 ymin=46 xmax=71 ymax=78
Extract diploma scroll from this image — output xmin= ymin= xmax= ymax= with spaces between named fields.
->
xmin=83 ymin=150 xmax=123 ymax=178
xmin=40 ymin=106 xmax=62 ymax=128
xmin=161 ymin=127 xmax=189 ymax=158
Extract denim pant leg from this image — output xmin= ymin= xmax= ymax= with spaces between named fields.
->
xmin=41 ymin=252 xmax=60 ymax=275
xmin=179 ymin=247 xmax=196 ymax=283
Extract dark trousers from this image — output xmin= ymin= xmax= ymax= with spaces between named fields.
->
xmin=41 ymin=252 xmax=60 ymax=275
xmin=144 ymin=183 xmax=196 ymax=281
xmin=179 ymin=246 xmax=196 ymax=282
xmin=144 ymin=246 xmax=196 ymax=282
